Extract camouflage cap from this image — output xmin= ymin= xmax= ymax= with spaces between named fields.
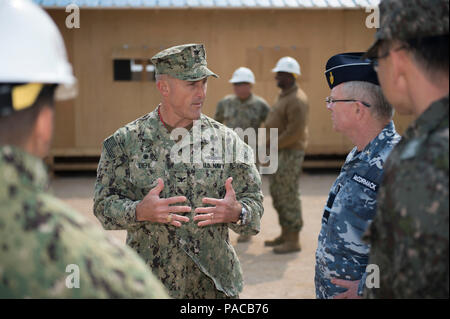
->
xmin=151 ymin=44 xmax=218 ymax=81
xmin=365 ymin=0 xmax=449 ymax=59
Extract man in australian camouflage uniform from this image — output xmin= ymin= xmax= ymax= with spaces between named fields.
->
xmin=263 ymin=57 xmax=309 ymax=254
xmin=0 ymin=0 xmax=168 ymax=298
xmin=315 ymin=52 xmax=400 ymax=299
xmin=363 ymin=0 xmax=449 ymax=298
xmin=214 ymin=66 xmax=269 ymax=243
xmin=94 ymin=44 xmax=264 ymax=299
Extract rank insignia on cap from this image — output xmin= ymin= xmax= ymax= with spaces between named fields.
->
xmin=325 ymin=52 xmax=379 ymax=89
xmin=151 ymin=43 xmax=218 ymax=81
xmin=193 ymin=49 xmax=201 ymax=63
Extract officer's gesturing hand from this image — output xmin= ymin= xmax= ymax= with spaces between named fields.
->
xmin=194 ymin=177 xmax=242 ymax=227
xmin=136 ymin=178 xmax=191 ymax=227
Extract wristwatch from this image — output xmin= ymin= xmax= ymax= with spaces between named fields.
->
xmin=236 ymin=206 xmax=248 ymax=226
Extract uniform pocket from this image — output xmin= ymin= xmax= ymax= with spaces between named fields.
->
xmin=129 ymin=152 xmax=165 ymax=198
xmin=327 ymin=182 xmax=374 ymax=257
xmin=223 ymin=104 xmax=237 ymax=122
xmin=191 ymin=167 xmax=226 ymax=208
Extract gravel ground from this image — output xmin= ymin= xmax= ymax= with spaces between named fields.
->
xmin=50 ymin=172 xmax=337 ymax=299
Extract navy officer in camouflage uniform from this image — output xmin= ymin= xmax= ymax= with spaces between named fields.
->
xmin=315 ymin=53 xmax=401 ymax=299
xmin=0 ymin=0 xmax=168 ymax=298
xmin=94 ymin=44 xmax=264 ymax=299
xmin=364 ymin=0 xmax=449 ymax=298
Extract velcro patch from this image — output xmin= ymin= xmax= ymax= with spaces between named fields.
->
xmin=351 ymin=173 xmax=378 ymax=192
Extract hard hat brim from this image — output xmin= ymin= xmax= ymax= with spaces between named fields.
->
xmin=229 ymin=79 xmax=254 ymax=84
xmin=272 ymin=67 xmax=300 ymax=75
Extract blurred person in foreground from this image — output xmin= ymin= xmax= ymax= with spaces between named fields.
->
xmin=363 ymin=0 xmax=449 ymax=298
xmin=0 ymin=0 xmax=168 ymax=298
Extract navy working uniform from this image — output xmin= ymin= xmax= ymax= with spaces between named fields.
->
xmin=315 ymin=53 xmax=401 ymax=298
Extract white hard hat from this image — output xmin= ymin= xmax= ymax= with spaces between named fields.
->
xmin=0 ymin=0 xmax=75 ymax=85
xmin=229 ymin=67 xmax=255 ymax=84
xmin=272 ymin=57 xmax=301 ymax=75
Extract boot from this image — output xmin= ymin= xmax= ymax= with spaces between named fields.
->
xmin=237 ymin=234 xmax=252 ymax=243
xmin=273 ymin=231 xmax=301 ymax=254
xmin=264 ymin=227 xmax=288 ymax=247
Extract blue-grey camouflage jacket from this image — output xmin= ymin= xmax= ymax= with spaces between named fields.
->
xmin=315 ymin=121 xmax=401 ymax=299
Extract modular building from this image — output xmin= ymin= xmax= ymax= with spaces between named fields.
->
xmin=34 ymin=0 xmax=413 ymax=170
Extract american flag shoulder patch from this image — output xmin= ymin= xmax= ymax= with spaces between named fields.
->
xmin=103 ymin=136 xmax=118 ymax=158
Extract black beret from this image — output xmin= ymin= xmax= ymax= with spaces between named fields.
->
xmin=325 ymin=52 xmax=379 ymax=89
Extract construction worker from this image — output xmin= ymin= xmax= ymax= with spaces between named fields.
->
xmin=264 ymin=57 xmax=309 ymax=254
xmin=215 ymin=67 xmax=270 ymax=243
xmin=215 ymin=67 xmax=269 ymax=134
xmin=0 ymin=0 xmax=168 ymax=298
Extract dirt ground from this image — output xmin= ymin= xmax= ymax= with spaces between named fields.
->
xmin=50 ymin=172 xmax=337 ymax=299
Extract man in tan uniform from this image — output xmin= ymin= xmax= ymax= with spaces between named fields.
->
xmin=264 ymin=57 xmax=309 ymax=254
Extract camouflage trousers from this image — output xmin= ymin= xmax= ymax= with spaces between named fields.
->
xmin=164 ymin=252 xmax=238 ymax=299
xmin=268 ymin=149 xmax=305 ymax=233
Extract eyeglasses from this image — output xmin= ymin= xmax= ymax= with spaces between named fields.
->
xmin=325 ymin=96 xmax=371 ymax=108
xmin=370 ymin=45 xmax=409 ymax=72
